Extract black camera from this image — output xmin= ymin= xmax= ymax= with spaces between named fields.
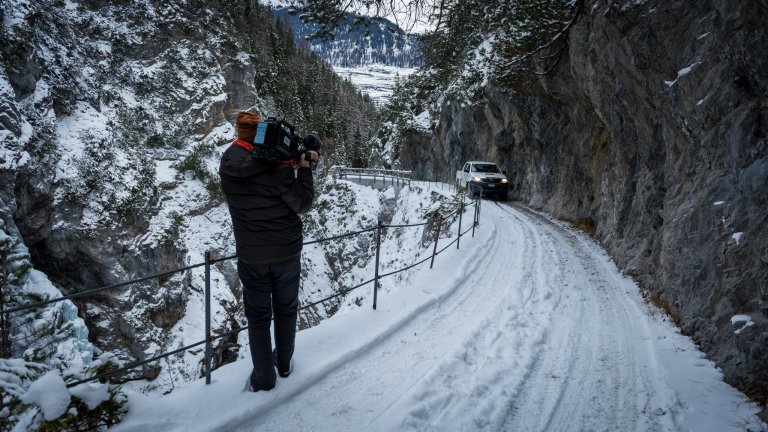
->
xmin=252 ymin=117 xmax=321 ymax=169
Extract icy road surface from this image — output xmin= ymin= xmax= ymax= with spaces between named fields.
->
xmin=115 ymin=201 xmax=764 ymax=432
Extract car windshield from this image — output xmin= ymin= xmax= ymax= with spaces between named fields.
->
xmin=473 ymin=164 xmax=501 ymax=173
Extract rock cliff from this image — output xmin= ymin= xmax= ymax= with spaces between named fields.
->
xmin=1 ymin=0 xmax=378 ymax=390
xmin=403 ymin=0 xmax=768 ymax=409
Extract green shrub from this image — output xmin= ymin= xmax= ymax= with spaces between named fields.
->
xmin=175 ymin=143 xmax=224 ymax=202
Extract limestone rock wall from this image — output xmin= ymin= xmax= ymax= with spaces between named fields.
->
xmin=0 ymin=0 xmax=265 ymax=379
xmin=416 ymin=0 xmax=768 ymax=404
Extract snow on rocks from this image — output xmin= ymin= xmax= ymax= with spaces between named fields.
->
xmin=731 ymin=314 xmax=755 ymax=335
xmin=665 ymin=61 xmax=702 ymax=88
xmin=731 ymin=231 xmax=744 ymax=246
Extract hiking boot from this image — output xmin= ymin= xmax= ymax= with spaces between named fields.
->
xmin=245 ymin=369 xmax=275 ymax=392
xmin=272 ymin=348 xmax=294 ymax=378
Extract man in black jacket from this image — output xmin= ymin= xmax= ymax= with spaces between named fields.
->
xmin=219 ymin=111 xmax=318 ymax=392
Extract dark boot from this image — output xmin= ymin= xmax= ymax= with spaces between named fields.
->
xmin=246 ymin=369 xmax=276 ymax=392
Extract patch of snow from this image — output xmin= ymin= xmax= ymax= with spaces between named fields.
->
xmin=69 ymin=382 xmax=111 ymax=410
xmin=155 ymin=160 xmax=178 ymax=185
xmin=54 ymin=101 xmax=110 ymax=182
xmin=3 ymin=0 xmax=33 ymax=28
xmin=18 ymin=119 xmax=33 ymax=145
xmin=731 ymin=232 xmax=744 ymax=245
xmin=15 ymin=151 xmax=31 ymax=168
xmin=413 ymin=110 xmax=431 ymax=130
xmin=333 ymin=64 xmax=416 ymax=105
xmin=625 ymin=0 xmax=648 ymax=10
xmin=731 ymin=314 xmax=755 ymax=335
xmin=20 ymin=371 xmax=70 ymax=421
xmin=677 ymin=62 xmax=701 ymax=77
xmin=259 ymin=0 xmax=291 ymax=7
xmin=713 ymin=201 xmax=725 ymax=206
xmin=665 ymin=61 xmax=702 ymax=88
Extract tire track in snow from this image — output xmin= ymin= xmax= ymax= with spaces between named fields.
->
xmin=229 ymin=207 xmax=518 ymax=431
xmin=225 ymin=201 xmax=763 ymax=432
xmin=116 ymin=198 xmax=766 ymax=432
xmin=375 ymin=202 xmax=567 ymax=431
xmin=499 ymin=204 xmax=677 ymax=432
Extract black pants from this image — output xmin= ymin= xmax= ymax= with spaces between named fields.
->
xmin=238 ymin=257 xmax=300 ymax=390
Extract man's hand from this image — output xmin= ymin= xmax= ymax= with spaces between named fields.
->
xmin=299 ymin=151 xmax=319 ymax=169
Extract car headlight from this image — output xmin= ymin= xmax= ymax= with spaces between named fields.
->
xmin=501 ymin=179 xmax=508 ymax=184
xmin=472 ymin=176 xmax=482 ymax=182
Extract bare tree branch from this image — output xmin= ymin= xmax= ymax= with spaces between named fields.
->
xmin=291 ymin=0 xmax=437 ymax=37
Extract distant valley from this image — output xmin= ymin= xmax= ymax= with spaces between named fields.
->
xmin=274 ymin=7 xmax=422 ymax=104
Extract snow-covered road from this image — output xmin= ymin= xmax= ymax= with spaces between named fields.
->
xmin=115 ymin=200 xmax=764 ymax=432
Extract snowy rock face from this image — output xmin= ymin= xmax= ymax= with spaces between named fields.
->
xmin=410 ymin=1 xmax=768 ymax=404
xmin=0 ymin=0 xmax=377 ymax=387
xmin=1 ymin=0 xmax=251 ymax=380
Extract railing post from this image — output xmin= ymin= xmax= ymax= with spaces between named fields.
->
xmin=430 ymin=216 xmax=441 ymax=269
xmin=204 ymin=251 xmax=212 ymax=384
xmin=373 ymin=220 xmax=383 ymax=310
xmin=472 ymin=196 xmax=478 ymax=238
xmin=457 ymin=200 xmax=464 ymax=250
xmin=478 ymin=189 xmax=483 ymax=225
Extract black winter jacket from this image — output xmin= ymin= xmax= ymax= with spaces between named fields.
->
xmin=219 ymin=144 xmax=314 ymax=264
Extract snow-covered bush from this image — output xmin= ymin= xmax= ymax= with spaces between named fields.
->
xmin=174 ymin=142 xmax=224 ymax=202
xmin=1 ymin=356 xmax=127 ymax=432
xmin=59 ymin=131 xmax=157 ymax=222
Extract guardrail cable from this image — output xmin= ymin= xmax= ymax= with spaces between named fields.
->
xmin=1 ymin=178 xmax=484 ymax=392
xmin=303 ymin=227 xmax=378 ymax=246
xmin=1 ymin=262 xmax=207 ymax=316
xmin=65 ymin=339 xmax=209 ymax=388
xmin=378 ymin=255 xmax=433 ymax=279
xmin=383 ymin=221 xmax=429 ymax=229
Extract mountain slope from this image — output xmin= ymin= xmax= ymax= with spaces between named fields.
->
xmin=273 ymin=7 xmax=421 ymax=104
xmin=275 ymin=8 xmax=422 ymax=68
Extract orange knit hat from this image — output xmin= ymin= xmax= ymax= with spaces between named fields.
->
xmin=235 ymin=111 xmax=262 ymax=142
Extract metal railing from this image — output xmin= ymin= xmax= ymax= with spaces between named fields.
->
xmin=0 ymin=190 xmax=482 ymax=392
xmin=333 ymin=166 xmax=412 ymax=187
